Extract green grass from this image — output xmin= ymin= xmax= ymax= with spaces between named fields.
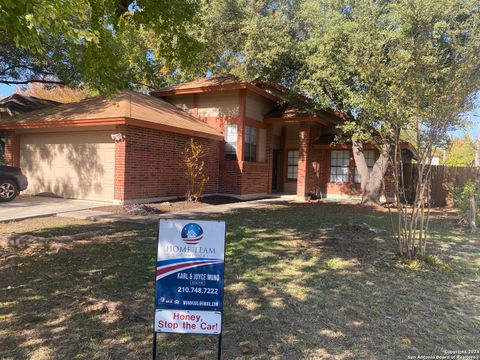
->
xmin=0 ymin=202 xmax=479 ymax=359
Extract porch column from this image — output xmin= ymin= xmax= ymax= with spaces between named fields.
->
xmin=266 ymin=124 xmax=274 ymax=194
xmin=296 ymin=122 xmax=311 ymax=200
xmin=113 ymin=126 xmax=126 ymax=204
xmin=237 ymin=89 xmax=246 ymax=166
xmin=4 ymin=132 xmax=20 ymax=167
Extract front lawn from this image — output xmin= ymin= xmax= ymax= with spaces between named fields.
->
xmin=1 ymin=202 xmax=479 ymax=359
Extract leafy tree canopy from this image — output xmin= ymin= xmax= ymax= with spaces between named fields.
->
xmin=445 ymin=135 xmax=476 ymax=167
xmin=207 ymin=0 xmax=480 ymax=139
xmin=0 ymin=0 xmax=208 ymax=93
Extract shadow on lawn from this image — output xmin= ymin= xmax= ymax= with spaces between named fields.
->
xmin=0 ymin=203 xmax=478 ymax=359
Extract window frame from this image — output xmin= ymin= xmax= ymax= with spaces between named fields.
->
xmin=224 ymin=124 xmax=238 ymax=160
xmin=329 ymin=150 xmax=350 ymax=183
xmin=287 ymin=150 xmax=299 ymax=180
xmin=243 ymin=125 xmax=258 ymax=162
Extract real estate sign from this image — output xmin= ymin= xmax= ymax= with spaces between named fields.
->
xmin=154 ymin=219 xmax=225 ymax=335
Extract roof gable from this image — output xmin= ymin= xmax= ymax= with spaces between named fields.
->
xmin=0 ymin=93 xmax=60 ymax=115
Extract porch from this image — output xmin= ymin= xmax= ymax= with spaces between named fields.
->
xmin=266 ymin=108 xmax=364 ymax=201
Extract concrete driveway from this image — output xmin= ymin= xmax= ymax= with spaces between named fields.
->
xmin=0 ymin=196 xmax=105 ymax=222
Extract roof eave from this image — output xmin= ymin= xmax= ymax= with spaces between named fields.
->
xmin=0 ymin=117 xmax=127 ymax=130
xmin=264 ymin=115 xmax=334 ymax=127
xmin=0 ymin=117 xmax=223 ymax=141
xmin=150 ymin=83 xmax=280 ymax=102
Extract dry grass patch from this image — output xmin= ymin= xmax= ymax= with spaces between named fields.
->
xmin=0 ymin=202 xmax=479 ymax=359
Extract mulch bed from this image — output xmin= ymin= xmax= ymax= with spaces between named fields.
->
xmin=94 ymin=195 xmax=243 ymax=215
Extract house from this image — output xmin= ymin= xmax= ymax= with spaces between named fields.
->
xmin=0 ymin=76 xmax=409 ymax=203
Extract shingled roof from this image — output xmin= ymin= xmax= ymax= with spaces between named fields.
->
xmin=151 ymin=75 xmax=280 ymax=101
xmin=0 ymin=93 xmax=59 ymax=115
xmin=0 ymin=90 xmax=222 ymax=140
xmin=154 ymin=75 xmax=241 ymax=93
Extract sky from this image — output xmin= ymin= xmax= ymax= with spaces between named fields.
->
xmin=1 ymin=82 xmax=478 ymax=139
xmin=0 ymin=83 xmax=14 ymax=98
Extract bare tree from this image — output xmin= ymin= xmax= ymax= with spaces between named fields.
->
xmin=16 ymin=84 xmax=87 ymax=103
xmin=182 ymin=139 xmax=210 ymax=202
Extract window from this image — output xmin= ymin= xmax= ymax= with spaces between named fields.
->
xmin=354 ymin=150 xmax=376 ymax=183
xmin=224 ymin=124 xmax=237 ymax=160
xmin=330 ymin=150 xmax=350 ymax=183
xmin=287 ymin=150 xmax=299 ymax=180
xmin=243 ymin=126 xmax=257 ymax=162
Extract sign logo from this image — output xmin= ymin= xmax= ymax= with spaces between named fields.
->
xmin=181 ymin=223 xmax=204 ymax=245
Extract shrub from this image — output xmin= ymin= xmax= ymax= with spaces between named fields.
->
xmin=182 ymin=138 xmax=209 ymax=202
xmin=452 ymin=181 xmax=479 ymax=226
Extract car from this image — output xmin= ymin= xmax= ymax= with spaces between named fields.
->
xmin=0 ymin=165 xmax=28 ymax=202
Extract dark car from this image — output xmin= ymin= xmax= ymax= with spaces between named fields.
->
xmin=0 ymin=166 xmax=28 ymax=202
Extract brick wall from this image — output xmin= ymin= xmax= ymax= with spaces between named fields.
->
xmin=116 ymin=126 xmax=220 ymax=202
xmin=307 ymin=146 xmax=390 ymax=199
xmin=241 ymin=162 xmax=270 ymax=194
xmin=3 ymin=132 xmax=20 ymax=167
xmin=307 ymin=148 xmax=328 ymax=195
xmin=114 ymin=126 xmax=126 ymax=200
xmin=296 ymin=123 xmax=311 ymax=198
xmin=219 ymin=161 xmax=242 ymax=194
xmin=218 ymin=161 xmax=270 ymax=195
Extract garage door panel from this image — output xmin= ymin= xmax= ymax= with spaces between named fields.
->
xmin=20 ymin=133 xmax=115 ymax=201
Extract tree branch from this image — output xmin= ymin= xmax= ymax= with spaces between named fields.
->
xmin=0 ymin=79 xmax=64 ymax=85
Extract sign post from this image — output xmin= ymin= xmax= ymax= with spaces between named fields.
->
xmin=153 ymin=219 xmax=226 ymax=359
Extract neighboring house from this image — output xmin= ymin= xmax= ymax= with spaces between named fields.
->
xmin=0 ymin=94 xmax=59 ymax=162
xmin=429 ymin=156 xmax=440 ymax=166
xmin=0 ymin=93 xmax=60 ymax=119
xmin=0 ymin=76 xmax=413 ymax=203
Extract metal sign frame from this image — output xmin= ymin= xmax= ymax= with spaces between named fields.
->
xmin=152 ymin=219 xmax=226 ymax=360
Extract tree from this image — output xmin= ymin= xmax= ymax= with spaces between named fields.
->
xmin=16 ymin=84 xmax=88 ymax=104
xmin=182 ymin=139 xmax=210 ymax=202
xmin=445 ymin=136 xmax=476 ymax=167
xmin=0 ymin=0 xmax=207 ymax=92
xmin=205 ymin=0 xmax=480 ymax=257
xmin=298 ymin=0 xmax=479 ymax=257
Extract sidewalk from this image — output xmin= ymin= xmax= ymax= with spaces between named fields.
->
xmin=57 ymin=197 xmax=292 ymax=223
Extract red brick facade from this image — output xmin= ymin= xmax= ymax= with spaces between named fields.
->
xmin=195 ymin=89 xmax=272 ymax=198
xmin=114 ymin=125 xmax=220 ymax=202
xmin=218 ymin=161 xmax=271 ymax=196
xmin=3 ymin=132 xmax=20 ymax=167
xmin=296 ymin=123 xmax=311 ymax=198
xmin=1 ymin=83 xmax=401 ymax=203
xmin=306 ymin=146 xmax=363 ymax=198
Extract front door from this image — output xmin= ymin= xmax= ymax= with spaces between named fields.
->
xmin=272 ymin=150 xmax=278 ymax=191
xmin=272 ymin=150 xmax=283 ymax=192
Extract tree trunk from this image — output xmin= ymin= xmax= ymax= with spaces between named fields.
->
xmin=352 ymin=141 xmax=391 ymax=205
xmin=352 ymin=140 xmax=370 ymax=194
xmin=363 ymin=145 xmax=390 ymax=204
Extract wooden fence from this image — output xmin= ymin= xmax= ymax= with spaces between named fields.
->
xmin=401 ymin=164 xmax=477 ymax=207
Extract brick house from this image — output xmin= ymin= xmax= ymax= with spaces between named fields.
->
xmin=0 ymin=76 xmax=409 ymax=203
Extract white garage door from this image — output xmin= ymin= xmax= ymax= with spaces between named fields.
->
xmin=20 ymin=132 xmax=115 ymax=201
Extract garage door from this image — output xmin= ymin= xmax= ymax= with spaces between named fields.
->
xmin=20 ymin=132 xmax=115 ymax=201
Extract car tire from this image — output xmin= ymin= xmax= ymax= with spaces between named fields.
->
xmin=0 ymin=179 xmax=18 ymax=202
